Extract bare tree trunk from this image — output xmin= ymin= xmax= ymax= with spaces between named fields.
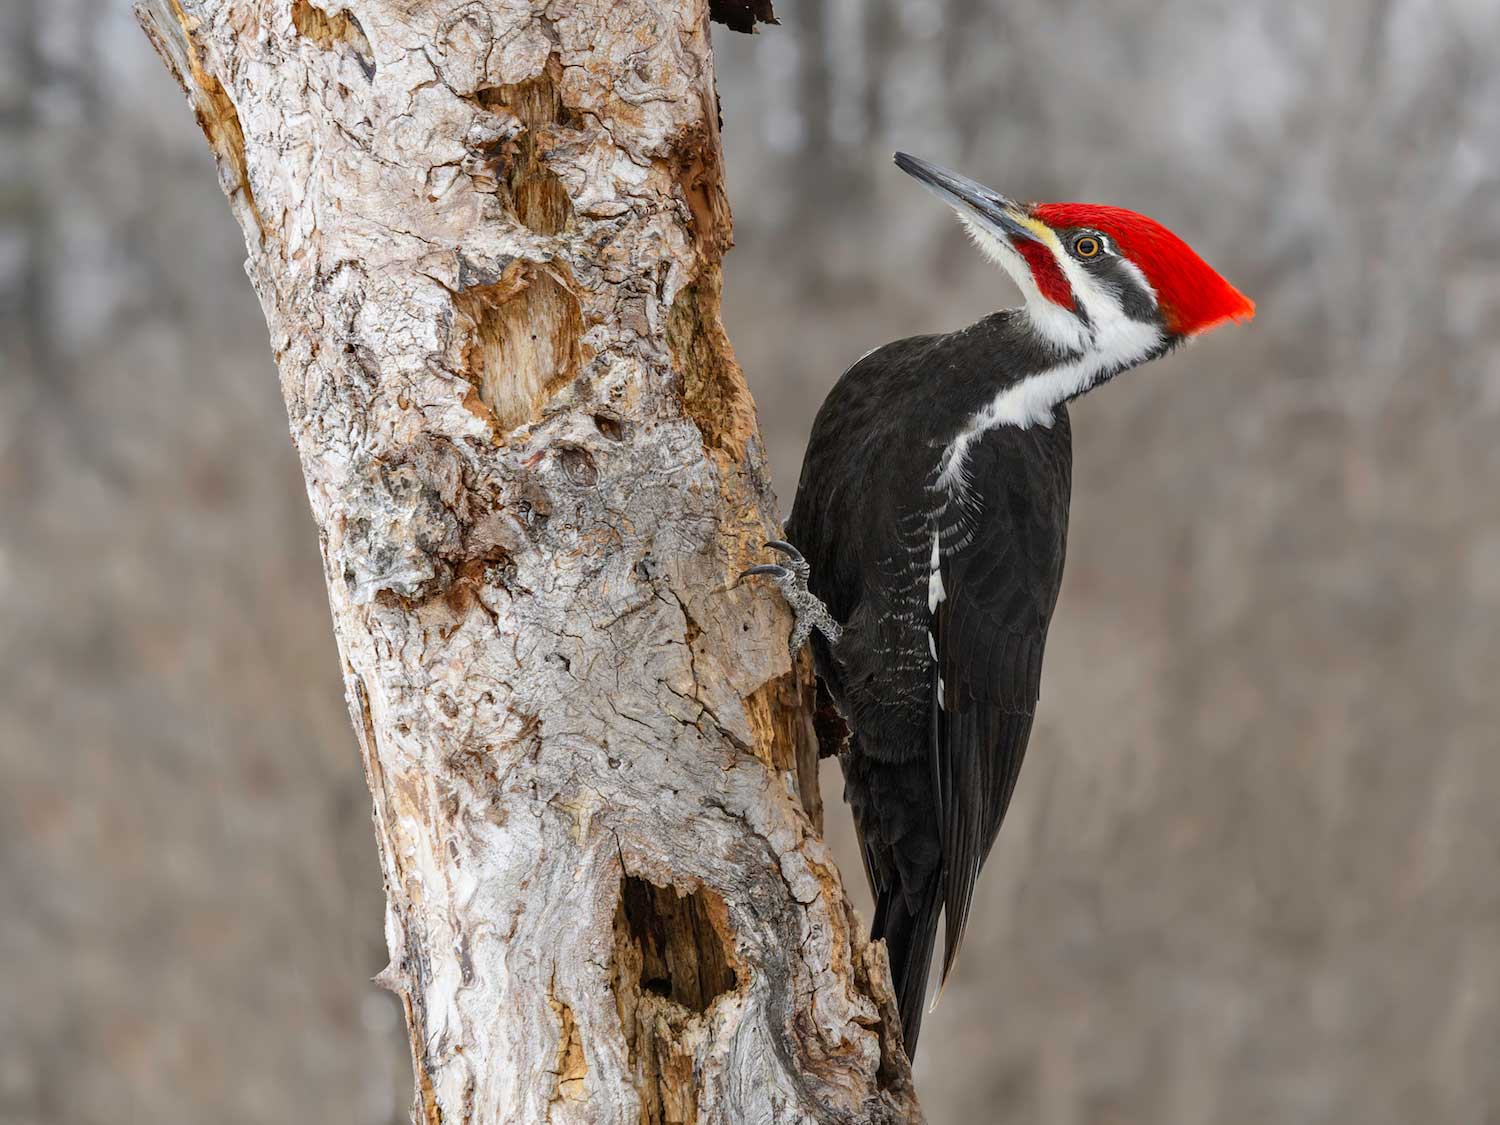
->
xmin=135 ymin=1 xmax=920 ymax=1121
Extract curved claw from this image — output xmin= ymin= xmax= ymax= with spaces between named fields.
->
xmin=737 ymin=541 xmax=844 ymax=651
xmin=737 ymin=563 xmax=789 ymax=585
xmin=764 ymin=539 xmax=805 ymax=563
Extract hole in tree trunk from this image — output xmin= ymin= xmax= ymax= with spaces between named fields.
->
xmin=613 ymin=876 xmax=742 ymax=1120
xmin=616 ymin=876 xmax=738 ymax=1013
xmin=452 ymin=263 xmax=584 ymax=432
xmin=474 ymin=56 xmax=579 ymax=235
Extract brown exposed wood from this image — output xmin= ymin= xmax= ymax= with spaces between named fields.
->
xmin=290 ymin=0 xmax=373 ymax=77
xmin=144 ymin=0 xmax=264 ymax=239
xmin=476 ymin=56 xmax=579 ymax=236
xmin=452 ymin=260 xmax=587 ymax=432
xmin=669 ymin=275 xmax=758 ymax=463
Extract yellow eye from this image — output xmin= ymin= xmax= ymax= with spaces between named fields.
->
xmin=1073 ymin=235 xmax=1101 ymax=258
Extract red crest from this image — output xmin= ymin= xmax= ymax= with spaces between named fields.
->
xmin=1033 ymin=203 xmax=1255 ymax=335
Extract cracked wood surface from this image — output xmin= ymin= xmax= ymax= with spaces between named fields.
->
xmin=134 ymin=0 xmax=920 ymax=1120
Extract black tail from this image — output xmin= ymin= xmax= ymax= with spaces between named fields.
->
xmin=873 ymin=880 xmax=943 ymax=1060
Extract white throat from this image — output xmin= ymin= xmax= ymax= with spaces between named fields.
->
xmin=998 ymin=317 xmax=1160 ymax=421
xmin=938 ymin=211 xmax=1166 ymax=492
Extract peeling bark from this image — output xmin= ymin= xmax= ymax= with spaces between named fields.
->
xmin=135 ymin=0 xmax=919 ymax=1120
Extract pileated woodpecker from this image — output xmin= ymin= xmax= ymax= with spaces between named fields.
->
xmin=743 ymin=153 xmax=1254 ymax=1059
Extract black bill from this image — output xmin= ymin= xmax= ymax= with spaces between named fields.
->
xmin=894 ymin=152 xmax=1041 ymax=246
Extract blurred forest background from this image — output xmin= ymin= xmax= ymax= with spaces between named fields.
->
xmin=4 ymin=1 xmax=1500 ymax=1122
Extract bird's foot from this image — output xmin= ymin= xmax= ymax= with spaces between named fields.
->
xmin=738 ymin=540 xmax=844 ymax=658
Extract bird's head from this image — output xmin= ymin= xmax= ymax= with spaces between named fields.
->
xmin=894 ymin=152 xmax=1254 ymax=361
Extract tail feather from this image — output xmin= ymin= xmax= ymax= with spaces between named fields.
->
xmin=874 ymin=882 xmax=943 ymax=1060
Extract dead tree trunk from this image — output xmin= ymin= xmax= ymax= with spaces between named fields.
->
xmin=136 ymin=1 xmax=921 ymax=1120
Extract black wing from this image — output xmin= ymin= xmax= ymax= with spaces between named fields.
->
xmin=930 ymin=421 xmax=1070 ymax=984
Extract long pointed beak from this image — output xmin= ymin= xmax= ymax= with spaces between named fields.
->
xmin=894 ymin=152 xmax=1042 ymax=246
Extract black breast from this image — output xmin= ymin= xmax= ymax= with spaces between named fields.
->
xmin=789 ymin=312 xmax=1066 ymax=616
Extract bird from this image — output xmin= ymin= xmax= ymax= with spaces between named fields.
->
xmin=741 ymin=152 xmax=1254 ymax=1060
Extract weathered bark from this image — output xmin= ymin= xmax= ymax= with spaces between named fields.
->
xmin=135 ymin=0 xmax=921 ymax=1121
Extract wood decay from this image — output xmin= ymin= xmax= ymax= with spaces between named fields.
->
xmin=135 ymin=0 xmax=920 ymax=1120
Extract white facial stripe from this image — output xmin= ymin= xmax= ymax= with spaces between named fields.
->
xmin=936 ymin=312 xmax=1162 ymax=486
xmin=1047 ymin=236 xmax=1159 ymax=338
xmin=936 ymin=213 xmax=1166 ymax=491
xmin=956 ymin=212 xmax=1088 ymax=353
xmin=1115 ymin=256 xmax=1158 ymax=309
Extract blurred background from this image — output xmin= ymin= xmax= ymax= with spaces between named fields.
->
xmin=3 ymin=0 xmax=1499 ymax=1121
